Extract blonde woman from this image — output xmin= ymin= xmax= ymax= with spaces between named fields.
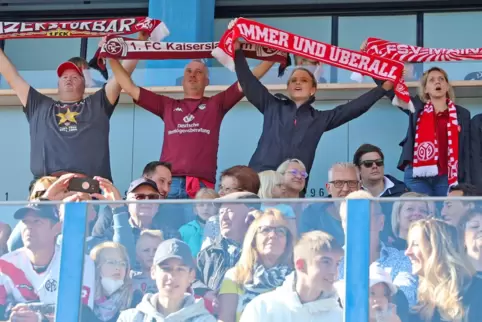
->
xmin=405 ymin=219 xmax=482 ymax=321
xmin=217 ymin=209 xmax=294 ymax=322
xmin=276 ymin=159 xmax=307 ymax=199
xmin=461 ymin=208 xmax=482 ymax=275
xmin=390 ymin=192 xmax=431 ymax=250
xmin=368 ymin=62 xmax=471 ymax=196
xmin=90 ymin=242 xmax=133 ymax=322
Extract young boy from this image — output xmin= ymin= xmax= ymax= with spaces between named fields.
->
xmin=131 ymin=230 xmax=163 ymax=305
xmin=117 ymin=239 xmax=216 ymax=322
xmin=240 ymin=231 xmax=344 ymax=322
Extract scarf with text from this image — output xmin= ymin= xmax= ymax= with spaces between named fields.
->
xmin=0 ymin=17 xmax=167 ymax=40
xmin=363 ymin=37 xmax=482 ymax=62
xmin=0 ymin=18 xmax=169 ymax=80
xmin=413 ymin=99 xmax=459 ymax=185
xmin=351 ymin=37 xmax=482 ymax=92
xmin=212 ymin=18 xmax=411 ymax=109
xmin=97 ymin=36 xmax=291 ymax=76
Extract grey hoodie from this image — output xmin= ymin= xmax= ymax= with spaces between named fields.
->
xmin=116 ymin=293 xmax=215 ymax=322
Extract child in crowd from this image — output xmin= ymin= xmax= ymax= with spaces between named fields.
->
xmin=336 ymin=263 xmax=402 ymax=322
xmin=131 ymin=230 xmax=163 ymax=305
xmin=117 ymin=239 xmax=216 ymax=322
xmin=90 ymin=242 xmax=133 ymax=322
xmin=179 ymin=188 xmax=219 ymax=257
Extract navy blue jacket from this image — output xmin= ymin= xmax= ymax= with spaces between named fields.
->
xmin=234 ymin=49 xmax=389 ymax=174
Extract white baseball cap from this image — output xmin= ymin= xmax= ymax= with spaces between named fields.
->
xmin=335 ymin=263 xmax=398 ymax=304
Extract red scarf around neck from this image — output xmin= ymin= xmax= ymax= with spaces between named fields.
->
xmin=413 ymin=99 xmax=459 ymax=185
xmin=97 ymin=36 xmax=291 ymax=76
xmin=211 ymin=18 xmax=410 ymax=108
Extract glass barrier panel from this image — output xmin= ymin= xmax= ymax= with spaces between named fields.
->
xmin=0 ymin=197 xmax=477 ymax=321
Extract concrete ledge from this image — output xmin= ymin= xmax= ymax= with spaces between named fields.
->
xmin=1 ymin=80 xmax=482 ymax=106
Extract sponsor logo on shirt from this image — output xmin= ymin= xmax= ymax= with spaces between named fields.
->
xmin=198 ymin=104 xmax=206 ymax=110
xmin=183 ymin=114 xmax=195 ymax=123
xmin=56 ymin=104 xmax=81 ymax=133
xmin=174 ymin=107 xmax=183 ymax=112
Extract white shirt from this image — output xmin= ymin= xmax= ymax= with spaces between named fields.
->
xmin=0 ymin=246 xmax=95 ymax=309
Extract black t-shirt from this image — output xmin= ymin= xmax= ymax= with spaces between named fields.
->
xmin=24 ymin=86 xmax=116 ymax=180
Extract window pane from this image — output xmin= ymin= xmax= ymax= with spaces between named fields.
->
xmin=5 ymin=38 xmax=81 ymax=71
xmin=424 ymin=12 xmax=482 ymax=81
xmin=338 ymin=15 xmax=416 ymax=83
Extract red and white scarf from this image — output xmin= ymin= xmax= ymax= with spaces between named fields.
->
xmin=0 ymin=17 xmax=168 ymax=40
xmin=352 ymin=37 xmax=482 ymax=104
xmin=211 ymin=18 xmax=410 ymax=108
xmin=413 ymin=99 xmax=459 ymax=185
xmin=97 ymin=36 xmax=291 ymax=76
xmin=361 ymin=37 xmax=482 ymax=62
xmin=0 ymin=18 xmax=169 ymax=80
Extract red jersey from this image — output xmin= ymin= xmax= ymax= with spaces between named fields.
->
xmin=135 ymin=84 xmax=243 ymax=183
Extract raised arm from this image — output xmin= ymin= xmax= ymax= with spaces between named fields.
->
xmin=323 ymin=81 xmax=393 ymax=132
xmin=104 ymin=33 xmax=147 ymax=105
xmin=108 ymin=59 xmax=140 ymax=101
xmin=0 ymin=48 xmax=30 ymax=107
xmin=236 ymin=59 xmax=274 ymax=92
xmin=234 ymin=46 xmax=277 ymax=114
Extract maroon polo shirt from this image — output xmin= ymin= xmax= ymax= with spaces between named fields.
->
xmin=135 ymin=83 xmax=243 ymax=183
xmin=435 ymin=110 xmax=449 ymax=175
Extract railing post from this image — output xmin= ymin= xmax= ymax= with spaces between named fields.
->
xmin=344 ymin=198 xmax=371 ymax=322
xmin=55 ymin=202 xmax=88 ymax=322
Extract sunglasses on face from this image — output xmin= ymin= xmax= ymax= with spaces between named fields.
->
xmin=257 ymin=226 xmax=289 ymax=237
xmin=329 ymin=180 xmax=359 ymax=189
xmin=287 ymin=169 xmax=308 ymax=179
xmin=132 ymin=193 xmax=160 ymax=200
xmin=360 ymin=159 xmax=384 ymax=168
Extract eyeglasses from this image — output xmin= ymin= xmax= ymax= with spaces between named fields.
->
xmin=258 ymin=226 xmax=289 ymax=237
xmin=103 ymin=259 xmax=127 ymax=268
xmin=360 ymin=159 xmax=384 ymax=168
xmin=218 ymin=186 xmax=242 ymax=194
xmin=132 ymin=193 xmax=160 ymax=200
xmin=329 ymin=180 xmax=359 ymax=189
xmin=286 ymin=169 xmax=308 ymax=179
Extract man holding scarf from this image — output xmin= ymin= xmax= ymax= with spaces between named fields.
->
xmin=0 ymin=33 xmax=147 ymax=182
xmin=108 ymin=54 xmax=274 ymax=200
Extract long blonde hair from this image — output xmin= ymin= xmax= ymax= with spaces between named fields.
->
xmin=90 ymin=242 xmax=133 ymax=308
xmin=409 ymin=219 xmax=475 ymax=320
xmin=418 ymin=67 xmax=455 ymax=103
xmin=232 ymin=209 xmax=294 ymax=285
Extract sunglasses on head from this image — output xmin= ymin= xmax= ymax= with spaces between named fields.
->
xmin=360 ymin=159 xmax=384 ymax=168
